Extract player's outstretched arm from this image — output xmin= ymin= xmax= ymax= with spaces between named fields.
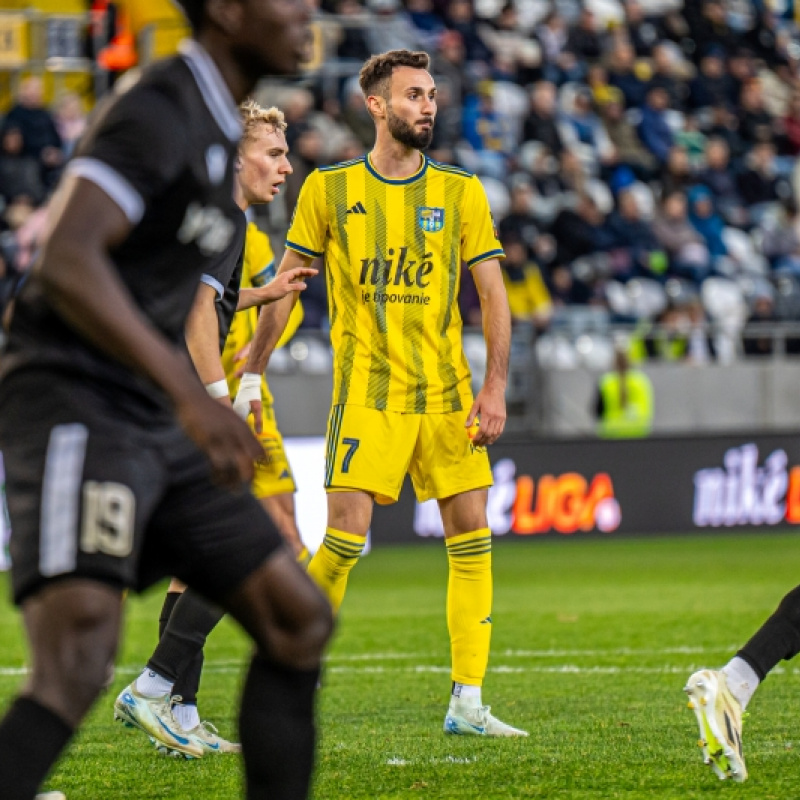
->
xmin=36 ymin=176 xmax=262 ymax=487
xmin=236 ymin=264 xmax=317 ymax=310
xmin=466 ymin=258 xmax=511 ymax=447
xmin=186 ymin=282 xmax=231 ymax=403
xmin=233 ymin=249 xmax=314 ymax=431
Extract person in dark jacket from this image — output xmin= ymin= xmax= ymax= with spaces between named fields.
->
xmin=637 ymin=85 xmax=674 ymax=164
xmin=606 ymin=187 xmax=665 ymax=279
xmin=522 ymin=81 xmax=565 ymax=157
xmin=1 ymin=77 xmax=63 ymax=190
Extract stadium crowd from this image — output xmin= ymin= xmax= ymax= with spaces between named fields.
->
xmin=3 ymin=0 xmax=800 ymax=360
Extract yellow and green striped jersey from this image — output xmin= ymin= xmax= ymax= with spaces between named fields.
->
xmin=223 ymin=221 xmax=303 ymax=396
xmin=286 ymin=153 xmax=504 ymax=413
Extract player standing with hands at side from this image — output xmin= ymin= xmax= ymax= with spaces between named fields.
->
xmin=0 ymin=1 xmax=333 ymax=798
xmin=237 ymin=49 xmax=527 ymax=737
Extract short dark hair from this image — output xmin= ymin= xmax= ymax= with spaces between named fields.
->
xmin=358 ymin=50 xmax=430 ymax=98
xmin=175 ymin=0 xmax=206 ymax=32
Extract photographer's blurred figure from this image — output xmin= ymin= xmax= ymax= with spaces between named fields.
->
xmin=594 ymin=344 xmax=654 ymax=438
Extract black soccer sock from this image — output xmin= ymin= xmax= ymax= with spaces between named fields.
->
xmin=147 ymin=589 xmax=223 ymax=683
xmin=738 ymin=584 xmax=800 ymax=680
xmin=173 ymin=650 xmax=204 ymax=706
xmin=239 ymin=654 xmax=319 ymax=800
xmin=0 ymin=696 xmax=74 ymax=800
xmin=158 ymin=590 xmax=182 ymax=638
xmin=157 ymin=590 xmax=204 ymax=704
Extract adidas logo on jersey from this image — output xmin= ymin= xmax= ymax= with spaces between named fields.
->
xmin=346 ymin=201 xmax=367 ymax=215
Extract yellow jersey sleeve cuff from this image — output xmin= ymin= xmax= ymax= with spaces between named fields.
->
xmin=467 ymin=249 xmax=505 ymax=268
xmin=285 ymin=239 xmax=323 ymax=259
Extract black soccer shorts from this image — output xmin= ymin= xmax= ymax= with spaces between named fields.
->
xmin=0 ymin=371 xmax=284 ymax=606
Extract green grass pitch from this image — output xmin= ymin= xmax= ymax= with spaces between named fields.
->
xmin=3 ymin=532 xmax=800 ymax=799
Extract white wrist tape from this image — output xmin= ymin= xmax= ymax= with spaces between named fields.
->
xmin=205 ymin=378 xmax=229 ymax=399
xmin=233 ymin=372 xmax=261 ymax=420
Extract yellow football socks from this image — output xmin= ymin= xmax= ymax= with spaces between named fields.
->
xmin=446 ymin=528 xmax=493 ymax=686
xmin=307 ymin=527 xmax=366 ymax=613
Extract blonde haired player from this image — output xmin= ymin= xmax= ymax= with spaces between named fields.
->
xmin=226 ymin=102 xmax=307 ymax=562
xmin=238 ymin=50 xmax=527 ymax=737
xmin=114 ymin=100 xmax=316 ymax=757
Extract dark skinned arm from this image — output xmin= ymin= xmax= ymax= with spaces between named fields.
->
xmin=36 ymin=175 xmax=262 ymax=487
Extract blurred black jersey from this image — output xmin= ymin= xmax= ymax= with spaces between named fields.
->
xmin=1 ymin=41 xmax=243 ymax=421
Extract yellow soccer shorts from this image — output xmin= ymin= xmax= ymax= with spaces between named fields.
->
xmin=324 ymin=404 xmax=493 ymax=504
xmin=251 ymin=380 xmax=296 ymax=499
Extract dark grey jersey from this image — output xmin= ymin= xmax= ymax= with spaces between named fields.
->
xmin=1 ymin=41 xmax=243 ymax=419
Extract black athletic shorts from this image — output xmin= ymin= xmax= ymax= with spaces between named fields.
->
xmin=0 ymin=370 xmax=284 ymax=606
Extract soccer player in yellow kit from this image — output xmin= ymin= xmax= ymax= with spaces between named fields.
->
xmin=225 ymin=222 xmax=308 ymax=560
xmin=241 ymin=50 xmax=527 ymax=737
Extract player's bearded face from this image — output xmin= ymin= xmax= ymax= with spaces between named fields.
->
xmin=386 ymin=103 xmax=434 ymax=150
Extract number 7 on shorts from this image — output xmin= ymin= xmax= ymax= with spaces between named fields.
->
xmin=341 ymin=437 xmax=360 ymax=474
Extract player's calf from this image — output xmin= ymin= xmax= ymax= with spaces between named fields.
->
xmin=0 ymin=581 xmax=122 ymax=799
xmin=226 ymin=551 xmax=333 ymax=799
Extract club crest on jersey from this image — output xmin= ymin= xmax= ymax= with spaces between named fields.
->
xmin=417 ymin=207 xmax=444 ymax=233
xmin=205 ymin=144 xmax=228 ymax=186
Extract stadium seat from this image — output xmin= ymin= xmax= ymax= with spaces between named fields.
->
xmin=517 ymin=140 xmax=546 ymax=174
xmin=290 ymin=337 xmax=332 ymax=375
xmin=268 ymin=346 xmax=294 ymax=375
xmin=701 ymin=277 xmax=748 ymax=324
xmin=663 ymin=109 xmax=686 ymax=135
xmin=722 ymin=227 xmax=769 ymax=275
xmin=736 ymin=275 xmax=774 ymax=308
xmin=628 ymin=181 xmax=656 ymax=221
xmin=574 ymin=333 xmax=615 ymax=371
xmin=584 ymin=0 xmax=624 ymax=25
xmin=551 ymin=304 xmax=611 ymax=336
xmin=535 ymin=334 xmax=580 ymax=370
xmin=491 ymin=81 xmax=529 ymax=138
xmin=604 ymin=280 xmax=633 ymax=318
xmin=770 ymin=274 xmax=800 ymax=321
xmin=626 ymin=278 xmax=668 ymax=320
xmin=463 ymin=332 xmax=488 ymax=380
xmin=584 ymin=179 xmax=614 ymax=215
xmin=701 ymin=276 xmax=748 ymax=362
xmin=664 ymin=277 xmax=699 ymax=307
xmin=558 ymin=82 xmax=585 ymax=115
xmin=478 ymin=176 xmax=511 ymax=219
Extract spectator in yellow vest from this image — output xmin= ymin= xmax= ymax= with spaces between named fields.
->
xmin=594 ymin=345 xmax=654 ymax=438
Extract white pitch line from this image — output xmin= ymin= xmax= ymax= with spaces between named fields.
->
xmin=0 ymin=646 xmax=738 ymax=679
xmin=325 ymin=645 xmax=735 ymax=662
xmin=2 ymin=663 xmax=790 ymax=679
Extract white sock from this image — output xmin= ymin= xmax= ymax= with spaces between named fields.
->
xmin=172 ymin=702 xmax=200 ymax=731
xmin=722 ymin=657 xmax=760 ymax=711
xmin=452 ymin=683 xmax=482 ymax=705
xmin=134 ymin=668 xmax=173 ymax=698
